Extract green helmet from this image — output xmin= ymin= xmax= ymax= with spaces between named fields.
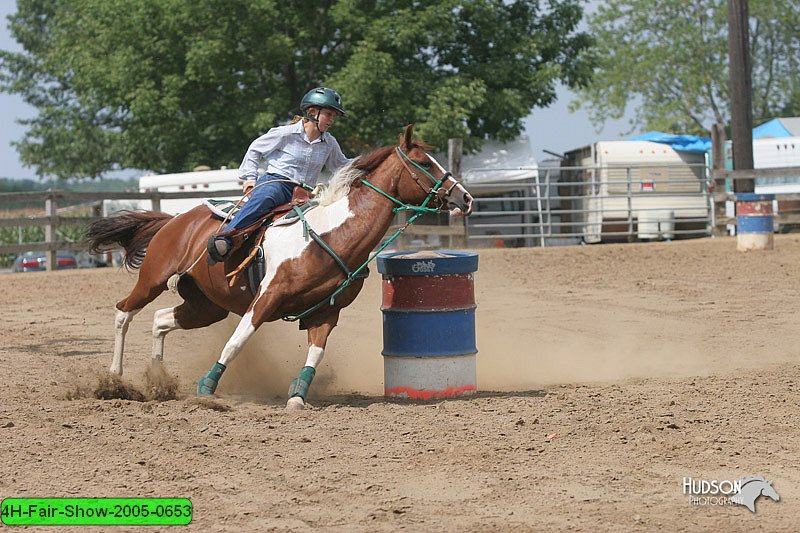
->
xmin=300 ymin=87 xmax=346 ymax=116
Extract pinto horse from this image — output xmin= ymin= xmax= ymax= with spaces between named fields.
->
xmin=86 ymin=125 xmax=473 ymax=409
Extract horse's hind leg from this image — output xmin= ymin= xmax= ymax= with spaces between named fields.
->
xmin=152 ymin=276 xmax=229 ymax=363
xmin=111 ymin=308 xmax=140 ymax=375
xmin=110 ymin=264 xmax=175 ymax=374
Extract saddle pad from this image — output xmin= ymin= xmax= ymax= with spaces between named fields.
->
xmin=204 ymin=198 xmax=243 ymax=220
xmin=272 ymin=201 xmax=320 ymax=227
xmin=204 ymin=197 xmax=318 ymax=226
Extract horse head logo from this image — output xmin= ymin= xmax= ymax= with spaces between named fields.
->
xmin=730 ymin=476 xmax=780 ymax=513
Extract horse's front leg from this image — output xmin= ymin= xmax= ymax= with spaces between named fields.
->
xmin=286 ymin=313 xmax=339 ymax=411
xmin=197 ymin=309 xmax=259 ymax=396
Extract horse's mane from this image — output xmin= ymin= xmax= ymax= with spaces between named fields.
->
xmin=317 ymin=140 xmax=434 ymax=206
xmin=317 ymin=145 xmax=395 ymax=206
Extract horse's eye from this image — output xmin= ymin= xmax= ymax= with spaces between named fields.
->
xmin=418 ymin=160 xmax=432 ymax=169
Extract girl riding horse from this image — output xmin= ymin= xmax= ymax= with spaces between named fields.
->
xmin=87 ymin=124 xmax=473 ymax=410
xmin=208 ymin=87 xmax=351 ymax=263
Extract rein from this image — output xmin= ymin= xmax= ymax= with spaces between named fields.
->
xmin=281 ymin=146 xmax=450 ymax=322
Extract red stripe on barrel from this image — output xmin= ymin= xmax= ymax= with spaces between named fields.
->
xmin=384 ymin=384 xmax=477 ymax=400
xmin=381 ymin=274 xmax=475 ymax=310
xmin=736 ymin=200 xmax=773 ymax=216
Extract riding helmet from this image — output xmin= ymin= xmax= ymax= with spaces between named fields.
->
xmin=300 ymin=87 xmax=346 ymax=116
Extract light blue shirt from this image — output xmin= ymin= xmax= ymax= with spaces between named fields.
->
xmin=238 ymin=120 xmax=351 ymax=186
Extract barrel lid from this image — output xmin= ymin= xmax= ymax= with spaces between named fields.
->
xmin=735 ymin=193 xmax=774 ymax=202
xmin=377 ymin=250 xmax=479 ymax=276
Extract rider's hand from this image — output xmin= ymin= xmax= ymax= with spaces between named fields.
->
xmin=242 ymin=179 xmax=256 ymax=195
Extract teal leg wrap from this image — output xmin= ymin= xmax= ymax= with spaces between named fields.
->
xmin=197 ymin=362 xmax=226 ymax=396
xmin=288 ymin=366 xmax=316 ymax=400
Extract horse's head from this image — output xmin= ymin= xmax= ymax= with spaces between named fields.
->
xmin=761 ymin=481 xmax=780 ymax=502
xmin=394 ymin=124 xmax=473 ymax=216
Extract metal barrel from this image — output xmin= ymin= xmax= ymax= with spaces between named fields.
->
xmin=735 ymin=193 xmax=774 ymax=251
xmin=376 ymin=251 xmax=479 ymax=400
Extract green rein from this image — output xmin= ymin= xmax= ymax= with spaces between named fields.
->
xmin=281 ymin=147 xmax=446 ymax=322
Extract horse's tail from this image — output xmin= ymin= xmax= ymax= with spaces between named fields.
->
xmin=86 ymin=210 xmax=174 ymax=270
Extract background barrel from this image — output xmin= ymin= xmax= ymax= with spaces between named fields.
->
xmin=377 ymin=251 xmax=479 ymax=400
xmin=735 ymin=193 xmax=774 ymax=251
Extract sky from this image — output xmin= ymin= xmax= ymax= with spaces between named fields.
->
xmin=0 ymin=1 xmax=635 ymax=180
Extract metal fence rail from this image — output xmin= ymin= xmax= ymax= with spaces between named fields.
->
xmin=463 ymin=163 xmax=715 ymax=247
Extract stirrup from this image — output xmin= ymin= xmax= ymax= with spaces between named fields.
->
xmin=206 ymin=236 xmax=229 ymax=264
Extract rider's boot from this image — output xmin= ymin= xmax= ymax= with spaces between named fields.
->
xmin=206 ymin=236 xmax=231 ymax=265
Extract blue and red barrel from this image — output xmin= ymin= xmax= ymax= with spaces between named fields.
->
xmin=376 ymin=251 xmax=478 ymax=400
xmin=735 ymin=193 xmax=774 ymax=251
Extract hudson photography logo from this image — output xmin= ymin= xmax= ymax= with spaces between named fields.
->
xmin=683 ymin=476 xmax=780 ymax=512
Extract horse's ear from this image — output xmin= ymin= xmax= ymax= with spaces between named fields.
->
xmin=402 ymin=124 xmax=414 ymax=150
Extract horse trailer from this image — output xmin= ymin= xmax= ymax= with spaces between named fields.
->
xmin=458 ymin=137 xmax=543 ymax=247
xmin=102 ymin=167 xmax=243 ymax=218
xmin=561 ymin=141 xmax=713 ymax=243
xmin=139 ymin=167 xmax=243 ymax=215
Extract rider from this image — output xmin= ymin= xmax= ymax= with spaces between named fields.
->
xmin=207 ymin=87 xmax=352 ymax=263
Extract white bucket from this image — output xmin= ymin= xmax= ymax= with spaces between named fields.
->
xmin=638 ymin=209 xmax=675 ymax=240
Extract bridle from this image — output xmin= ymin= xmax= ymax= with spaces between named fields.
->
xmin=392 ymin=145 xmax=462 ymax=209
xmin=282 ymin=143 xmax=467 ymax=323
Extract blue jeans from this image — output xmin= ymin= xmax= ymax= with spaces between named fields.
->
xmin=223 ymin=174 xmax=297 ymax=232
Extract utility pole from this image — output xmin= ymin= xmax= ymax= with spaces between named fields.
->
xmin=728 ymin=0 xmax=774 ymax=251
xmin=727 ymin=0 xmax=754 ymax=193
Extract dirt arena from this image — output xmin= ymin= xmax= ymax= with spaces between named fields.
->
xmin=1 ymin=235 xmax=799 ymax=531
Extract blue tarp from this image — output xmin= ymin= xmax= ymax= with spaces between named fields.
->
xmin=627 ymin=131 xmax=711 ymax=153
xmin=752 ymin=118 xmax=792 ymax=139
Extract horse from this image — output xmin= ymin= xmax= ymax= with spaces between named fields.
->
xmin=86 ymin=124 xmax=474 ymax=410
xmin=730 ymin=476 xmax=780 ymax=512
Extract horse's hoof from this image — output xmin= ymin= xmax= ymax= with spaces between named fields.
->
xmin=286 ymin=397 xmax=305 ymax=411
xmin=109 ymin=366 xmax=123 ymax=376
xmin=197 ymin=376 xmax=218 ymax=397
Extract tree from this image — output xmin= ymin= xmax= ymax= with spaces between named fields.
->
xmin=0 ymin=0 xmax=594 ymax=179
xmin=572 ymin=0 xmax=800 ymax=136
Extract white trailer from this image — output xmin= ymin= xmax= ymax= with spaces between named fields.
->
xmin=563 ymin=141 xmax=711 ymax=243
xmin=139 ymin=167 xmax=243 ymax=215
xmin=750 ymin=136 xmax=800 ymax=194
xmin=459 ymin=137 xmax=542 ymax=247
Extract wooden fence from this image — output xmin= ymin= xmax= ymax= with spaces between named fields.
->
xmin=3 ymin=170 xmax=799 ymax=270
xmin=0 ymin=188 xmax=468 ymax=270
xmin=0 ymin=189 xmax=243 ymax=270
xmin=711 ymin=167 xmax=800 ymax=233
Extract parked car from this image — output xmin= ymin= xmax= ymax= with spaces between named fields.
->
xmin=12 ymin=251 xmax=79 ymax=272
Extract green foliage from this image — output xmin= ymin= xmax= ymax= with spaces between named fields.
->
xmin=573 ymin=0 xmax=800 ymax=135
xmin=1 ymin=0 xmax=593 ymax=178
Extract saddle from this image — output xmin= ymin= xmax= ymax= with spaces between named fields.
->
xmin=205 ymin=187 xmax=315 ymax=292
xmin=210 ymin=186 xmax=313 ymax=247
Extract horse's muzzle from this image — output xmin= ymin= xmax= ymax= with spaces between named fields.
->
xmin=445 ymin=182 xmax=473 ymax=217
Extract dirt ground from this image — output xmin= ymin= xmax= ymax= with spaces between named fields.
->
xmin=1 ymin=234 xmax=798 ymax=531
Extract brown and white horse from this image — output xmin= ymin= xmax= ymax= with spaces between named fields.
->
xmin=86 ymin=125 xmax=473 ymax=409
